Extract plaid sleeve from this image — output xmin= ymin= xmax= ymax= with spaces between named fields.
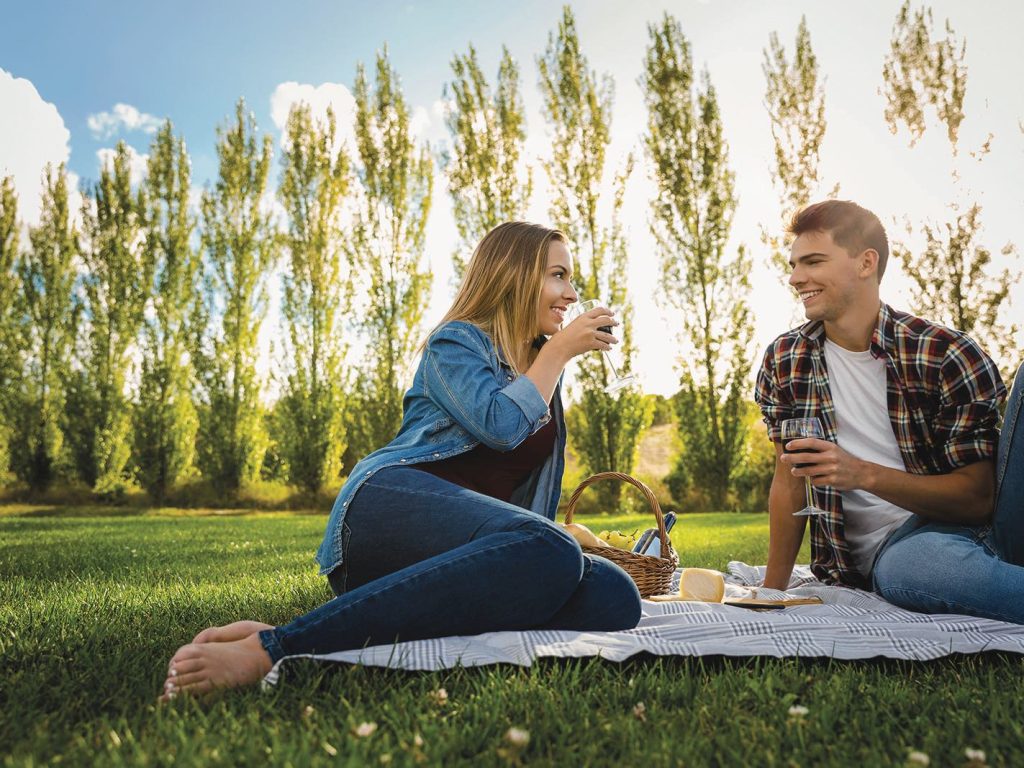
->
xmin=754 ymin=342 xmax=793 ymax=444
xmin=933 ymin=334 xmax=1006 ymax=470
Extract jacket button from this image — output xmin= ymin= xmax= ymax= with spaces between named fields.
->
xmin=433 ymin=452 xmax=440 ymax=458
xmin=399 ymin=458 xmax=407 ymax=463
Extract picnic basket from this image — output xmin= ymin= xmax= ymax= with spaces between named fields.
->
xmin=563 ymin=471 xmax=679 ymax=598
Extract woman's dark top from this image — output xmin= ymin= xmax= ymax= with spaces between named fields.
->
xmin=416 ymin=417 xmax=557 ymax=502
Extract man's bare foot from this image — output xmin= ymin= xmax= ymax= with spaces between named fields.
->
xmin=160 ymin=633 xmax=273 ymax=701
xmin=192 ymin=621 xmax=274 ymax=644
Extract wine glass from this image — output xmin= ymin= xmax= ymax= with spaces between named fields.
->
xmin=565 ymin=299 xmax=637 ymax=394
xmin=780 ymin=417 xmax=829 ymax=517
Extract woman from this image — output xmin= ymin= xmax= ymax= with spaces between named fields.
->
xmin=160 ymin=222 xmax=642 ymax=699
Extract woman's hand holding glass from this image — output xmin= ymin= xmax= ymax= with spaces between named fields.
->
xmin=553 ymin=302 xmax=618 ymax=357
xmin=563 ymin=299 xmax=637 ymax=393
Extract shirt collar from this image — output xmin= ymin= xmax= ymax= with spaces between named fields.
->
xmin=796 ymin=302 xmax=894 ymax=358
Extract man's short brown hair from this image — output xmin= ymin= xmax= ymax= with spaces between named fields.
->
xmin=787 ymin=200 xmax=889 ymax=281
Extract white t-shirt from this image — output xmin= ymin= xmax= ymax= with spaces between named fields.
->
xmin=823 ymin=339 xmax=914 ymax=577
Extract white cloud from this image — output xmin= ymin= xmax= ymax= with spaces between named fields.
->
xmin=269 ymin=81 xmax=357 ymax=158
xmin=410 ymin=98 xmax=449 ymax=147
xmin=0 ymin=68 xmax=73 ymax=225
xmin=96 ymin=145 xmax=149 ymax=187
xmin=87 ymin=103 xmax=162 ymax=140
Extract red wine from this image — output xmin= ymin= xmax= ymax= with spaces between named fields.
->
xmin=784 ymin=447 xmax=814 ymax=469
xmin=598 ymin=324 xmax=613 ymax=334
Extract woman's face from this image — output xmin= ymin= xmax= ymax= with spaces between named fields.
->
xmin=536 ymin=240 xmax=578 ymax=336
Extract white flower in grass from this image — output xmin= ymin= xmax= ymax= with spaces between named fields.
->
xmin=354 ymin=721 xmax=378 ymax=738
xmin=413 ymin=734 xmax=424 ymax=748
xmin=633 ymin=702 xmax=647 ymax=722
xmin=787 ymin=705 xmax=809 ymax=718
xmin=907 ymin=750 xmax=930 ymax=766
xmin=504 ymin=727 xmax=530 ymax=748
xmin=964 ymin=748 xmax=987 ymax=765
xmin=428 ymin=687 xmax=449 ymax=706
xmin=322 ymin=742 xmax=338 ymax=756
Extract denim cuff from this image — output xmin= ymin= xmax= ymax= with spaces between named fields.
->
xmin=502 ymin=375 xmax=550 ymax=426
xmin=259 ymin=628 xmax=287 ymax=663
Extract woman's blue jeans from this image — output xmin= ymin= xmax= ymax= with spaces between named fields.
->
xmin=259 ymin=467 xmax=642 ymax=662
xmin=872 ymin=363 xmax=1024 ymax=624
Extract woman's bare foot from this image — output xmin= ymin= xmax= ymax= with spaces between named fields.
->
xmin=192 ymin=620 xmax=274 ymax=644
xmin=160 ymin=633 xmax=273 ymax=701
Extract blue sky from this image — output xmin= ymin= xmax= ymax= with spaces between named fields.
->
xmin=3 ymin=0 xmax=1023 ymax=395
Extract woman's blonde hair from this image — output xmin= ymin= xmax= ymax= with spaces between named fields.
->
xmin=429 ymin=222 xmax=566 ymax=373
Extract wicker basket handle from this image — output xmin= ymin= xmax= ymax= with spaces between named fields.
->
xmin=562 ymin=471 xmax=673 ymax=563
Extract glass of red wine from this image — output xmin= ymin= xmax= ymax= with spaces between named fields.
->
xmin=780 ymin=417 xmax=829 ymax=516
xmin=566 ymin=299 xmax=637 ymax=393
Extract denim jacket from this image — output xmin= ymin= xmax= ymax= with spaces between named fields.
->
xmin=316 ymin=320 xmax=566 ymax=575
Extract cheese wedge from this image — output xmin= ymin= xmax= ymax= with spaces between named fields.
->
xmin=679 ymin=568 xmax=725 ymax=603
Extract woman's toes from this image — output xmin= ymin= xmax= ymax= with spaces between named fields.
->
xmin=192 ymin=627 xmax=217 ymax=643
xmin=158 ymin=635 xmax=272 ymax=699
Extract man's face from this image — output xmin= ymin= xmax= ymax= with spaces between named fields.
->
xmin=788 ymin=230 xmax=868 ymax=323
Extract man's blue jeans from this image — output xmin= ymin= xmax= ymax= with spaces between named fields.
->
xmin=872 ymin=364 xmax=1024 ymax=624
xmin=259 ymin=467 xmax=642 ymax=662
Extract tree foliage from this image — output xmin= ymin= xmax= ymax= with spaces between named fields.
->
xmin=443 ymin=45 xmax=531 ymax=278
xmin=134 ymin=122 xmax=200 ymax=503
xmin=882 ymin=0 xmax=967 ymax=151
xmin=14 ymin=165 xmax=79 ymax=490
xmin=762 ymin=16 xmax=831 ymax=276
xmin=345 ymin=51 xmax=433 ymax=461
xmin=882 ymin=3 xmax=1019 ymax=381
xmin=539 ymin=6 xmax=651 ymax=511
xmin=275 ymin=103 xmax=351 ymax=493
xmin=893 ymin=206 xmax=1020 ymax=376
xmin=642 ymin=13 xmax=754 ymax=511
xmin=68 ymin=142 xmax=153 ymax=496
xmin=0 ymin=176 xmax=23 ymax=478
xmin=193 ymin=100 xmax=275 ymax=492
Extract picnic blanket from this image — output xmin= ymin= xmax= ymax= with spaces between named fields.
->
xmin=262 ymin=562 xmax=1024 ymax=685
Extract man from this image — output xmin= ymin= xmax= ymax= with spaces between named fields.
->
xmin=755 ymin=199 xmax=1024 ymax=623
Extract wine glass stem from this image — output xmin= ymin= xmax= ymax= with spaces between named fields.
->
xmin=601 ymin=351 xmax=621 ymax=380
xmin=804 ymin=477 xmax=814 ymax=510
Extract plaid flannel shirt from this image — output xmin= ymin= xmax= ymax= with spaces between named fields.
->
xmin=754 ymin=303 xmax=1006 ymax=589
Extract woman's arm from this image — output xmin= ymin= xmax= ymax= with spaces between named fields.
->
xmin=423 ymin=314 xmax=616 ymax=450
xmin=524 ymin=309 xmax=615 ymax=402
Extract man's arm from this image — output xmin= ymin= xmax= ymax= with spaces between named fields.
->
xmin=763 ymin=443 xmax=809 ymax=590
xmin=781 ymin=438 xmax=995 ymax=525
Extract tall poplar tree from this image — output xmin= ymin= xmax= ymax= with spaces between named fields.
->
xmin=443 ymin=44 xmax=531 ymax=277
xmin=882 ymin=1 xmax=1019 ymax=380
xmin=345 ymin=51 xmax=433 ymax=459
xmin=762 ymin=16 xmax=831 ymax=276
xmin=0 ymin=177 xmax=22 ymax=478
xmin=14 ymin=165 xmax=79 ymax=490
xmin=642 ymin=14 xmax=754 ymax=510
xmin=134 ymin=121 xmax=200 ymax=503
xmin=882 ymin=0 xmax=967 ymax=150
xmin=538 ymin=5 xmax=650 ymax=511
xmin=68 ymin=141 xmax=153 ymax=495
xmin=275 ymin=103 xmax=351 ymax=493
xmin=193 ymin=100 xmax=275 ymax=492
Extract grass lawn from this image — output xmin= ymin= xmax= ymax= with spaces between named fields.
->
xmin=2 ymin=506 xmax=1022 ymax=767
